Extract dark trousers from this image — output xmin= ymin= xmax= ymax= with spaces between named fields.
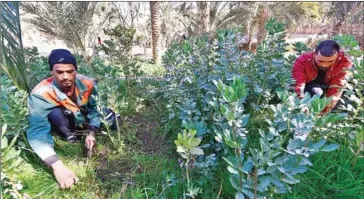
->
xmin=304 ymin=81 xmax=345 ymax=111
xmin=48 ymin=107 xmax=76 ymax=140
xmin=304 ymin=81 xmax=328 ymax=97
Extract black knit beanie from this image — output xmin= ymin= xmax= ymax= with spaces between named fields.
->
xmin=48 ymin=49 xmax=77 ymax=71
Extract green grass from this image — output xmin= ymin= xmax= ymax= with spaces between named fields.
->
xmin=11 ymin=118 xmax=364 ymax=199
xmin=139 ymin=60 xmax=166 ymax=77
xmin=7 ymin=92 xmax=364 ymax=199
xmin=283 ymin=145 xmax=364 ymax=199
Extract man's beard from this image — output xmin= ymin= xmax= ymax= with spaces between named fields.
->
xmin=317 ymin=66 xmax=329 ymax=71
xmin=315 ymin=61 xmax=329 ymax=71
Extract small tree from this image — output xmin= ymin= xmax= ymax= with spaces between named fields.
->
xmin=98 ymin=25 xmax=140 ymax=90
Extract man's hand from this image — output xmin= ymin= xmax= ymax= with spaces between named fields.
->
xmin=85 ymin=132 xmax=96 ymax=157
xmin=51 ymin=160 xmax=79 ymax=189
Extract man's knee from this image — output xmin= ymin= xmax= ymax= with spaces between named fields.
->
xmin=48 ymin=107 xmax=69 ymax=126
xmin=304 ymin=82 xmax=326 ymax=97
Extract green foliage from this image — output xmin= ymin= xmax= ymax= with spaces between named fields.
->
xmin=175 ymin=129 xmax=204 ymax=198
xmin=0 ymin=75 xmax=29 ymax=198
xmin=1 ymin=125 xmax=23 ymax=174
xmin=24 ymin=47 xmax=50 ymax=89
xmin=163 ymin=17 xmax=362 ymax=198
xmin=98 ymin=24 xmax=136 ymax=64
xmin=331 ymin=34 xmax=364 ymax=162
xmin=97 ymin=24 xmax=144 ymax=94
xmin=175 ymin=130 xmax=204 ymax=158
xmin=292 ymin=42 xmax=311 ymax=55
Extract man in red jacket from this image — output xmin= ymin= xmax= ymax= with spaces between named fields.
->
xmin=292 ymin=40 xmax=353 ymax=114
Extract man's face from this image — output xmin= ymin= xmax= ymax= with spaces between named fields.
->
xmin=51 ymin=64 xmax=77 ymax=90
xmin=314 ymin=51 xmax=338 ymax=71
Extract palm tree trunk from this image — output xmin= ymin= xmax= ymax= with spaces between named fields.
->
xmin=257 ymin=6 xmax=269 ymax=44
xmin=246 ymin=5 xmax=259 ymax=51
xmin=150 ymin=1 xmax=161 ymax=65
xmin=197 ymin=2 xmax=210 ymax=35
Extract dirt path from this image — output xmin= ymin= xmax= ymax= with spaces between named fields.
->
xmin=94 ymin=105 xmax=169 ymax=186
xmin=126 ymin=109 xmax=168 ymax=156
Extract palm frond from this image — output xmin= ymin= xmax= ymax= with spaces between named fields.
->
xmin=1 ymin=2 xmax=29 ymax=92
xmin=20 ymin=2 xmax=97 ymax=54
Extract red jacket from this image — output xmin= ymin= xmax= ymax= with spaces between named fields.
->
xmin=292 ymin=52 xmax=352 ymax=113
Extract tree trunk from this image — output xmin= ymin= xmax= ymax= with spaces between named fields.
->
xmin=197 ymin=2 xmax=210 ymax=35
xmin=257 ymin=6 xmax=269 ymax=44
xmin=331 ymin=2 xmax=360 ymax=37
xmin=150 ymin=1 xmax=161 ymax=65
xmin=246 ymin=5 xmax=259 ymax=51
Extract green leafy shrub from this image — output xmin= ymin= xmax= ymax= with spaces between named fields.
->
xmin=1 ymin=75 xmax=30 ymax=199
xmin=164 ymin=18 xmax=363 ymax=198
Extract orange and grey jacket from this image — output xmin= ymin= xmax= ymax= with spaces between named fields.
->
xmin=26 ymin=74 xmax=101 ymax=164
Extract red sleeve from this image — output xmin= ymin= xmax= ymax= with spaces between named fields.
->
xmin=322 ymin=55 xmax=353 ymax=114
xmin=292 ymin=55 xmax=308 ymax=98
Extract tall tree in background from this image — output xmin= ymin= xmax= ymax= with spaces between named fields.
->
xmin=0 ymin=2 xmax=29 ymax=91
xmin=150 ymin=1 xmax=161 ymax=65
xmin=197 ymin=2 xmax=210 ymax=34
xmin=330 ymin=2 xmax=362 ymax=37
xmin=250 ymin=2 xmax=323 ymax=45
xmin=21 ymin=2 xmax=97 ymax=55
xmin=256 ymin=6 xmax=269 ymax=44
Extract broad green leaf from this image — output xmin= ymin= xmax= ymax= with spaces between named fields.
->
xmin=176 ymin=146 xmax=185 ymax=153
xmin=289 ymin=166 xmax=307 ymax=175
xmin=1 ymin=137 xmax=8 ymax=149
xmin=242 ymin=189 xmax=255 ymax=198
xmin=312 ymin=139 xmax=326 ymax=150
xmin=225 ymin=139 xmax=240 ymax=149
xmin=287 ymin=139 xmax=302 ymax=151
xmin=282 ymin=174 xmax=299 ymax=184
xmin=235 ymin=192 xmax=245 ymax=199
xmin=257 ymin=176 xmax=271 ymax=192
xmin=6 ymin=157 xmax=22 ymax=171
xmin=189 ymin=138 xmax=201 ymax=148
xmin=228 ymin=166 xmax=239 ymax=174
xmin=277 ymin=121 xmax=287 ymax=132
xmin=190 ymin=147 xmax=204 ymax=155
xmin=315 ymin=113 xmax=346 ymax=127
xmin=299 ymin=157 xmax=313 ymax=166
xmin=3 ymin=148 xmax=19 ymax=162
xmin=223 ymin=156 xmax=237 ymax=167
xmin=242 ymin=160 xmax=253 ymax=174
xmin=274 ymin=156 xmax=288 ymax=164
xmin=257 ymin=169 xmax=267 ymax=176
xmin=227 ymin=111 xmax=235 ymax=121
xmin=321 ymin=144 xmax=340 ymax=152
xmin=241 ymin=115 xmax=249 ymax=127
xmin=230 ymin=176 xmax=240 ymax=190
xmin=2 ymin=124 xmax=8 ymax=136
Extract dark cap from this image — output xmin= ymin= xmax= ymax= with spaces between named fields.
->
xmin=48 ymin=49 xmax=77 ymax=71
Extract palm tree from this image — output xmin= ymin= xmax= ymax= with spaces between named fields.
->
xmin=256 ymin=6 xmax=269 ymax=44
xmin=21 ymin=2 xmax=97 ymax=55
xmin=249 ymin=2 xmax=324 ymax=45
xmin=1 ymin=2 xmax=29 ymax=92
xmin=150 ymin=1 xmax=161 ymax=65
xmin=197 ymin=2 xmax=210 ymax=34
